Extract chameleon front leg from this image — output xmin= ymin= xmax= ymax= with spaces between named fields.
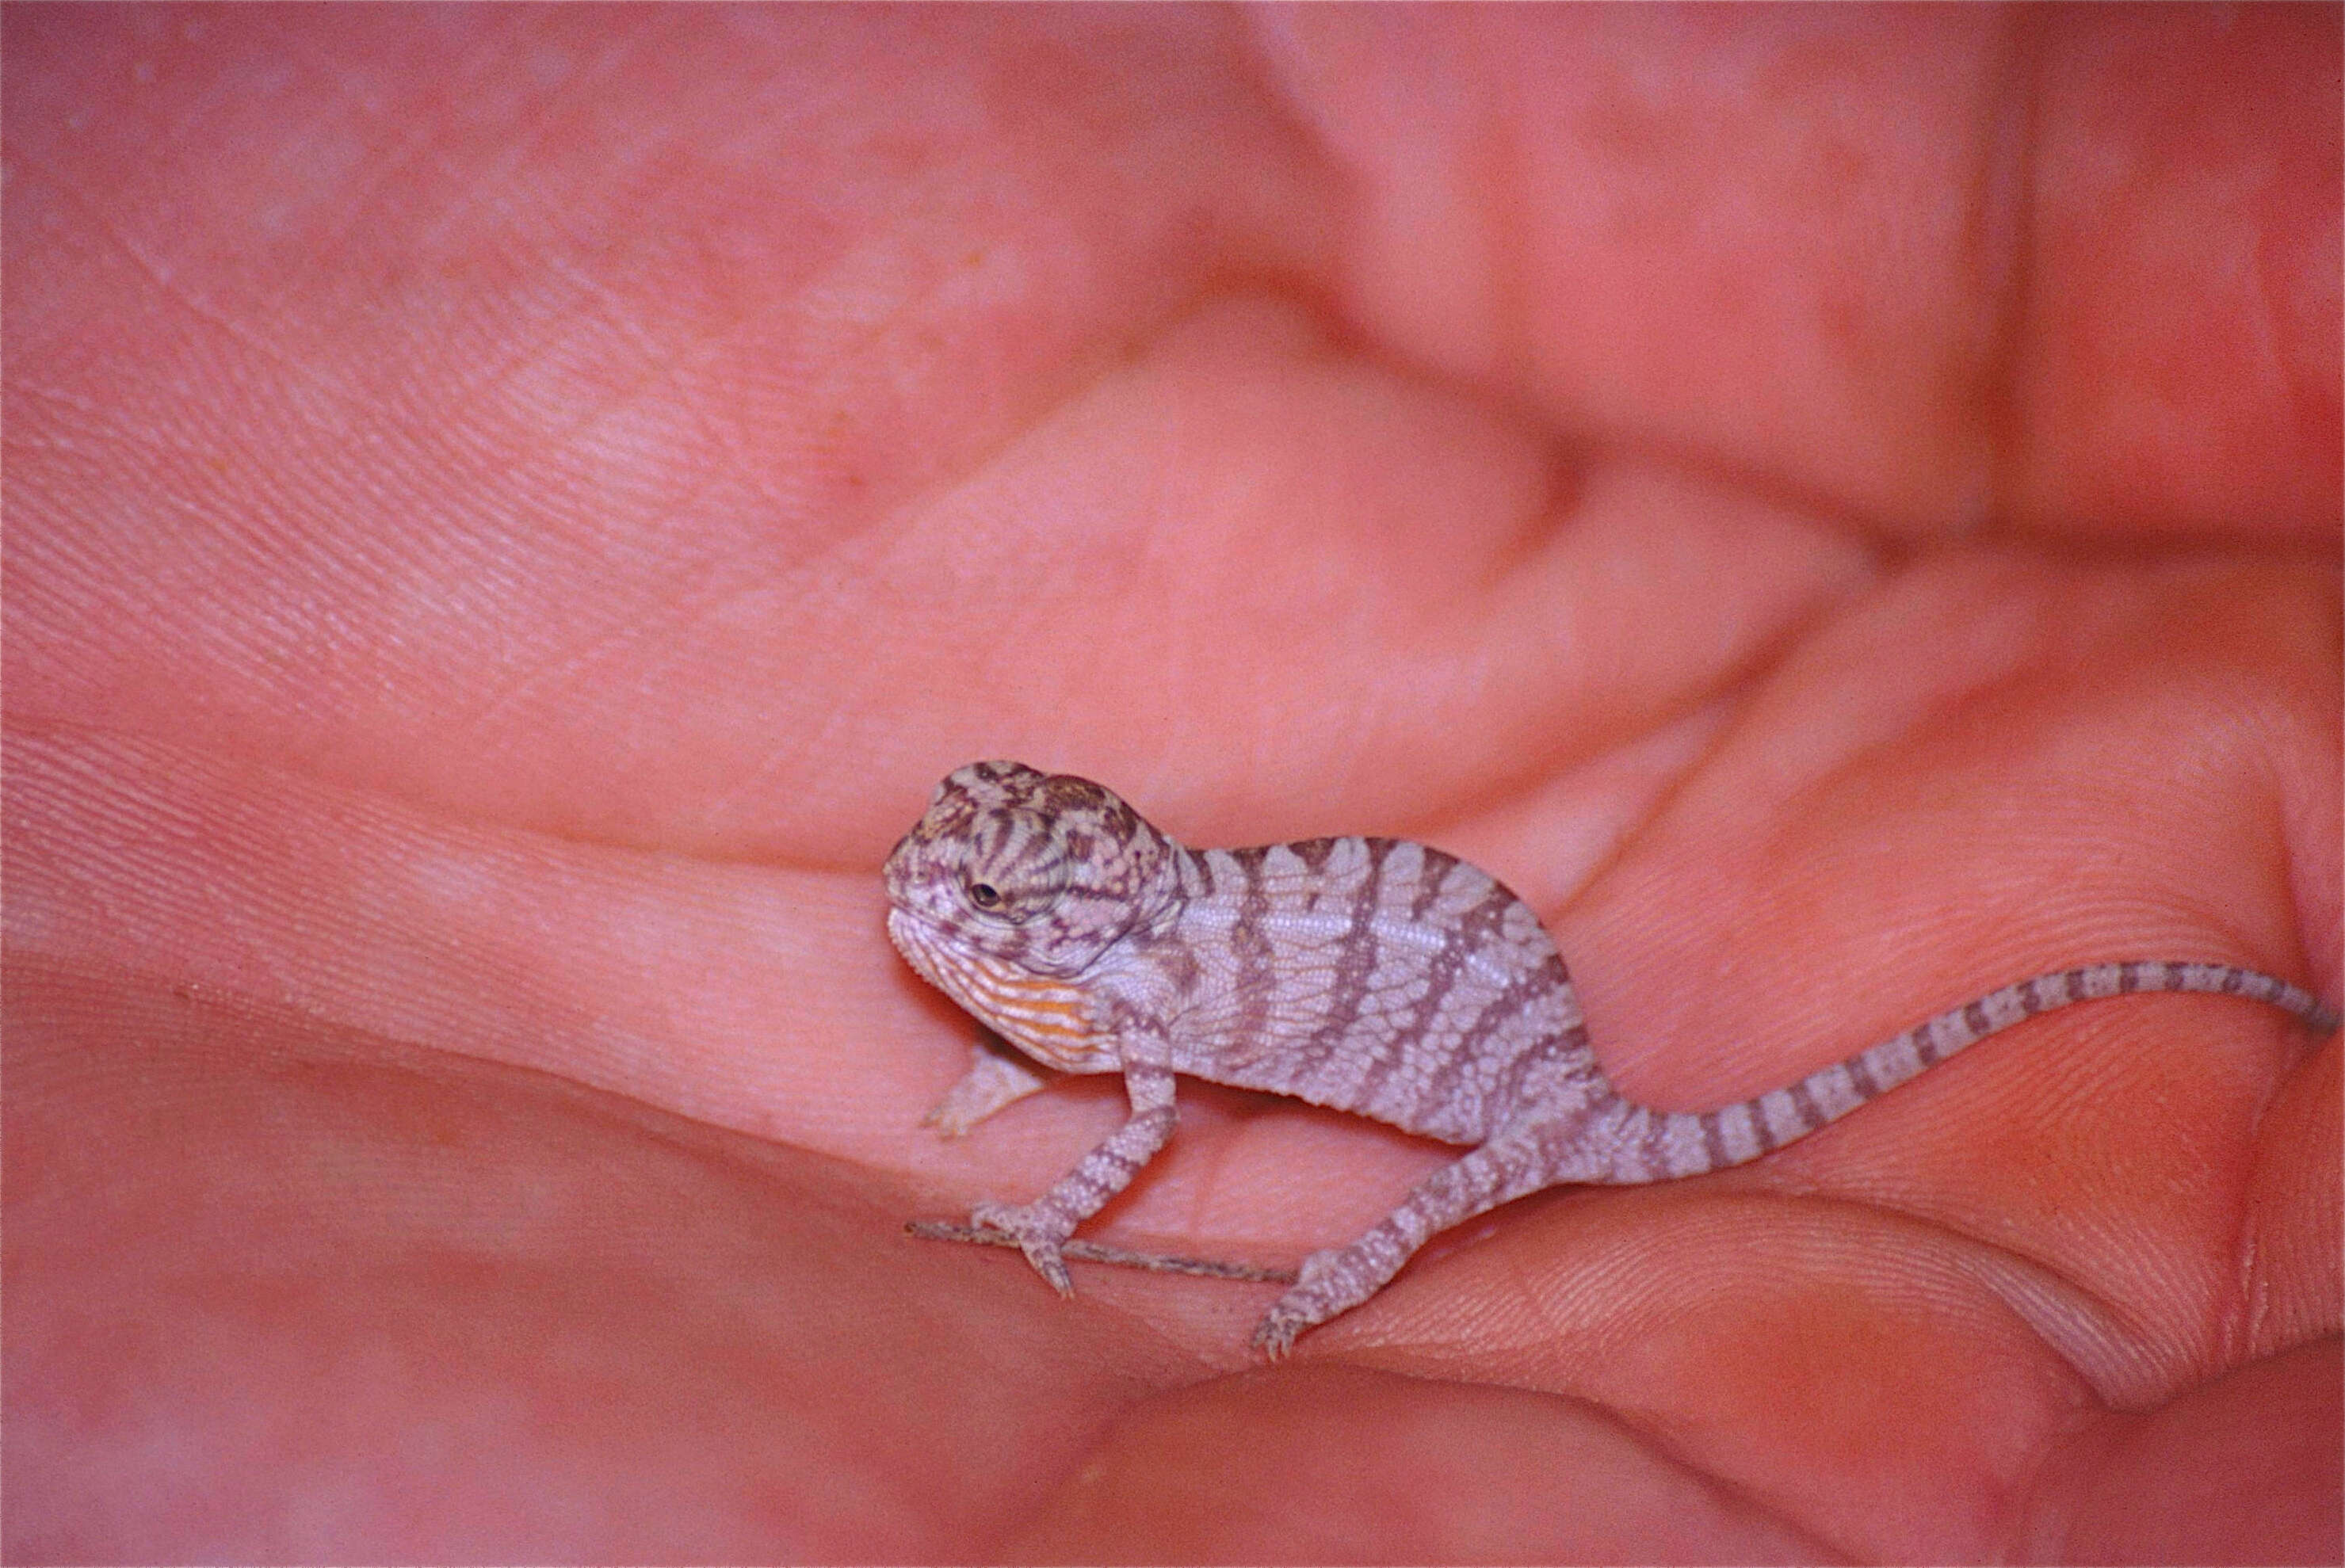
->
xmin=968 ymin=1062 xmax=1178 ymax=1294
xmin=922 ymin=1028 xmax=1055 ymax=1139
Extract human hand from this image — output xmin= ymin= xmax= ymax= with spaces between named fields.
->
xmin=8 ymin=7 xmax=2335 ymax=1560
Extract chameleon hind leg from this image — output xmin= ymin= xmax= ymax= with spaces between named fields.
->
xmin=1251 ymin=1127 xmax=1555 ymax=1356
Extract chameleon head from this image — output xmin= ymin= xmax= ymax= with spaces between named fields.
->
xmin=883 ymin=761 xmax=1178 ymax=1070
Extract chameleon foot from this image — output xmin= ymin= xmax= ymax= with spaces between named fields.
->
xmin=1251 ymin=1291 xmax=1331 ymax=1359
xmin=1249 ymin=1247 xmax=1358 ymax=1357
xmin=968 ymin=1200 xmax=1075 ymax=1294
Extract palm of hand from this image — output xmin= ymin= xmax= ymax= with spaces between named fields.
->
xmin=6 ymin=8 xmax=2336 ymax=1562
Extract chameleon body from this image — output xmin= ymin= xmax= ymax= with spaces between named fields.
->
xmin=883 ymin=761 xmax=2340 ymax=1356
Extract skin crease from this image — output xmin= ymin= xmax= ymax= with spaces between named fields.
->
xmin=3 ymin=4 xmax=2339 ymax=1562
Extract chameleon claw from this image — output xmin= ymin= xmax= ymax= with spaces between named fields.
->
xmin=1031 ymin=1246 xmax=1074 ymax=1295
xmin=1251 ymin=1282 xmax=1332 ymax=1358
xmin=1250 ymin=1308 xmax=1305 ymax=1360
xmin=969 ymin=1200 xmax=1075 ymax=1295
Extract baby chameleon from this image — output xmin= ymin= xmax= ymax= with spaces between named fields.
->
xmin=883 ymin=761 xmax=2341 ymax=1356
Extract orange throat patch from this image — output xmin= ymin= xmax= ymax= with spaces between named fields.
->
xmin=894 ymin=918 xmax=1106 ymax=1071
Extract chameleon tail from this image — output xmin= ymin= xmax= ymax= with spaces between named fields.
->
xmin=1595 ymin=960 xmax=2336 ymax=1185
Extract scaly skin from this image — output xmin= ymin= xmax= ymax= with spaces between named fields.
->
xmin=886 ymin=761 xmax=2340 ymax=1356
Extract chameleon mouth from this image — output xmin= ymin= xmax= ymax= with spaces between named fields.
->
xmin=884 ymin=907 xmax=954 ymax=988
xmin=884 ymin=909 xmax=1102 ymax=1070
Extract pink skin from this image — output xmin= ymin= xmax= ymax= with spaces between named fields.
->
xmin=7 ymin=6 xmax=2339 ymax=1562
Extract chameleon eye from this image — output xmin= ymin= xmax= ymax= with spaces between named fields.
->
xmin=966 ymin=881 xmax=1003 ymax=910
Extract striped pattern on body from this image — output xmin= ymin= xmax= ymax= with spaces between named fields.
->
xmin=883 ymin=761 xmax=2339 ymax=1356
xmin=1153 ymin=835 xmax=1596 ymax=1146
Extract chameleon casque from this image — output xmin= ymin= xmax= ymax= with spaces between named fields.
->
xmin=883 ymin=760 xmax=2340 ymax=1356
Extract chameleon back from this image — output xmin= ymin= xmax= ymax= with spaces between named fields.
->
xmin=1130 ymin=836 xmax=1602 ymax=1145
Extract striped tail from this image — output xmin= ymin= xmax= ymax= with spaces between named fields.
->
xmin=1597 ymin=961 xmax=2338 ymax=1185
